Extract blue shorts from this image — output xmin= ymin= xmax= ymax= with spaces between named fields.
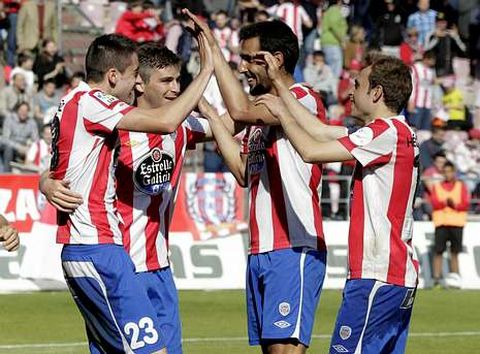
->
xmin=135 ymin=267 xmax=182 ymax=354
xmin=61 ymin=244 xmax=166 ymax=354
xmin=329 ymin=279 xmax=416 ymax=354
xmin=246 ymin=247 xmax=327 ymax=346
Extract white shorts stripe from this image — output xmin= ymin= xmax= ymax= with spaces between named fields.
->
xmin=62 ymin=261 xmax=133 ymax=353
xmin=291 ymin=248 xmax=307 ymax=339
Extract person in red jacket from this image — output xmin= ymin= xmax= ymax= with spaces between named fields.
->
xmin=115 ymin=0 xmax=163 ymax=43
xmin=429 ymin=161 xmax=470 ymax=288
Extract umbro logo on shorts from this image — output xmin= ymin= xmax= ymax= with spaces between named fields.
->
xmin=273 ymin=320 xmax=291 ymax=329
xmin=332 ymin=344 xmax=349 ymax=352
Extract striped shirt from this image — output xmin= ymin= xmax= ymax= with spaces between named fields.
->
xmin=338 ymin=116 xmax=419 ymax=287
xmin=410 ymin=61 xmax=435 ymax=109
xmin=268 ymin=2 xmax=311 ymax=43
xmin=51 ymin=83 xmax=134 ymax=245
xmin=241 ymin=84 xmax=327 ymax=254
xmin=116 ymin=116 xmax=208 ymax=272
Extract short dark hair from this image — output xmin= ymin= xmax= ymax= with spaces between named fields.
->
xmin=138 ymin=42 xmax=181 ymax=83
xmin=71 ymin=71 xmax=86 ymax=80
xmin=85 ymin=34 xmax=138 ymax=83
xmin=216 ymin=10 xmax=228 ymax=17
xmin=433 ymin=151 xmax=446 ymax=159
xmin=43 ymin=78 xmax=56 ymax=87
xmin=313 ymin=50 xmax=325 ymax=58
xmin=423 ymin=50 xmax=436 ymax=60
xmin=444 ymin=161 xmax=455 ymax=170
xmin=239 ymin=20 xmax=299 ymax=74
xmin=14 ymin=101 xmax=30 ymax=111
xmin=17 ymin=52 xmax=33 ymax=66
xmin=367 ymin=56 xmax=412 ymax=114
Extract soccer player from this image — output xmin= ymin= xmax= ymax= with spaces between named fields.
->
xmin=256 ymin=52 xmax=419 ymax=353
xmin=184 ymin=10 xmax=328 ymax=354
xmin=40 ymin=32 xmax=213 ymax=353
xmin=0 ymin=214 xmax=20 ymax=252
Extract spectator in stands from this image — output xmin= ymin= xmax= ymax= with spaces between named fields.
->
xmin=238 ymin=0 xmax=263 ymax=23
xmin=9 ymin=52 xmax=35 ymax=93
xmin=24 ymin=123 xmax=51 ymax=172
xmin=16 ymin=0 xmax=58 ymax=53
xmin=267 ymin=0 xmax=312 ymax=45
xmin=430 ymin=161 xmax=470 ymax=288
xmin=212 ymin=10 xmax=237 ymax=62
xmin=420 ymin=126 xmax=446 ymax=170
xmin=115 ymin=0 xmax=163 ymax=43
xmin=400 ymin=27 xmax=423 ymax=66
xmin=254 ymin=9 xmax=270 ymax=23
xmin=303 ymin=50 xmax=337 ymax=107
xmin=409 ymin=50 xmax=436 ymax=130
xmin=3 ymin=0 xmax=20 ymax=67
xmin=0 ymin=72 xmax=34 ymax=120
xmin=33 ymin=39 xmax=68 ymax=90
xmin=33 ymin=78 xmax=60 ymax=125
xmin=67 ymin=71 xmax=86 ymax=93
xmin=0 ymin=101 xmax=38 ymax=172
xmin=344 ymin=25 xmax=367 ymax=68
xmin=424 ymin=12 xmax=466 ymax=77
xmin=407 ymin=0 xmax=437 ymax=47
xmin=441 ymin=76 xmax=468 ymax=130
xmin=423 ymin=150 xmax=447 ymax=190
xmin=321 ymin=0 xmax=348 ymax=78
xmin=0 ymin=214 xmax=20 ymax=252
xmin=374 ymin=0 xmax=404 ymax=58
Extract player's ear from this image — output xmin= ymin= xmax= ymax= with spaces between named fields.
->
xmin=106 ymin=68 xmax=118 ymax=86
xmin=372 ymin=85 xmax=383 ymax=103
xmin=273 ymin=51 xmax=285 ymax=70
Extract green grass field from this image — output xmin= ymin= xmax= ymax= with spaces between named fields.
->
xmin=0 ymin=289 xmax=479 ymax=353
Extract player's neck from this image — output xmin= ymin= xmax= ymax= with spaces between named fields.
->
xmin=270 ymin=74 xmax=295 ymax=95
xmin=87 ymin=80 xmax=113 ymax=96
xmin=366 ymin=106 xmax=398 ymax=124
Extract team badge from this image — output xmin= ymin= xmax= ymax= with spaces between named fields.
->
xmin=134 ymin=148 xmax=174 ymax=195
xmin=339 ymin=326 xmax=352 ymax=340
xmin=278 ymin=302 xmax=290 ymax=317
xmin=273 ymin=320 xmax=291 ymax=329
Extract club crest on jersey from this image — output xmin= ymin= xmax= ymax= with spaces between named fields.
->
xmin=278 ymin=302 xmax=290 ymax=317
xmin=248 ymin=127 xmax=265 ymax=175
xmin=339 ymin=326 xmax=352 ymax=340
xmin=134 ymin=148 xmax=174 ymax=195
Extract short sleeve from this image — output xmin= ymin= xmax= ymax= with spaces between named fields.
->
xmin=337 ymin=119 xmax=394 ymax=167
xmin=82 ymin=90 xmax=134 ymax=135
xmin=184 ymin=115 xmax=209 ymax=149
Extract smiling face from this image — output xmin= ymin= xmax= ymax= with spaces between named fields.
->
xmin=349 ymin=66 xmax=375 ymax=121
xmin=140 ymin=64 xmax=181 ymax=108
xmin=238 ymin=37 xmax=272 ymax=96
xmin=111 ymin=53 xmax=139 ymax=105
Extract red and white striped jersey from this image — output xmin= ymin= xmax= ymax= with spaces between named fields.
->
xmin=338 ymin=116 xmax=420 ymax=288
xmin=242 ymin=84 xmax=327 ymax=254
xmin=116 ymin=116 xmax=209 ymax=272
xmin=268 ymin=2 xmax=311 ymax=43
xmin=410 ymin=62 xmax=435 ymax=109
xmin=26 ymin=139 xmax=50 ymax=171
xmin=51 ymin=83 xmax=134 ymax=245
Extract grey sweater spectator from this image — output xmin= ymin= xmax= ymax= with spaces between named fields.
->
xmin=0 ymin=73 xmax=34 ymax=120
xmin=419 ymin=127 xmax=445 ymax=170
xmin=1 ymin=102 xmax=38 ymax=172
xmin=303 ymin=51 xmax=337 ymax=105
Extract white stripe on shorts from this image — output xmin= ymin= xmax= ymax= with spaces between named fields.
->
xmin=63 ymin=261 xmax=133 ymax=353
xmin=354 ymin=280 xmax=387 ymax=354
xmin=291 ymin=248 xmax=308 ymax=339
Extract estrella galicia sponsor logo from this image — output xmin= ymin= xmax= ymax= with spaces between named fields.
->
xmin=278 ymin=302 xmax=290 ymax=317
xmin=134 ymin=148 xmax=174 ymax=195
xmin=248 ymin=128 xmax=265 ymax=175
xmin=332 ymin=344 xmax=349 ymax=353
xmin=339 ymin=326 xmax=352 ymax=340
xmin=273 ymin=320 xmax=291 ymax=329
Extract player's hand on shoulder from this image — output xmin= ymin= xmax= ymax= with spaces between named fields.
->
xmin=0 ymin=225 xmax=19 ymax=252
xmin=254 ymin=94 xmax=287 ymax=118
xmin=41 ymin=177 xmax=83 ymax=213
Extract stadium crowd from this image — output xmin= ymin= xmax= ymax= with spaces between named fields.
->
xmin=0 ymin=0 xmax=479 ymax=220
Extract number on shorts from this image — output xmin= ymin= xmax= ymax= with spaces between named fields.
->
xmin=124 ymin=317 xmax=159 ymax=350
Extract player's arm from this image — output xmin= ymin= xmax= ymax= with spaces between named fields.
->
xmin=257 ymin=51 xmax=347 ymax=141
xmin=198 ymin=98 xmax=248 ymax=187
xmin=182 ymin=8 xmax=279 ymax=126
xmin=39 ymin=170 xmax=83 ymax=213
xmin=0 ymin=214 xmax=20 ymax=252
xmin=117 ymin=32 xmax=214 ymax=133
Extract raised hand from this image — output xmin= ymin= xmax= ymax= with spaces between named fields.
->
xmin=182 ymin=8 xmax=217 ymax=47
xmin=197 ymin=32 xmax=214 ymax=73
xmin=254 ymin=94 xmax=288 ymax=118
xmin=254 ymin=51 xmax=282 ymax=82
